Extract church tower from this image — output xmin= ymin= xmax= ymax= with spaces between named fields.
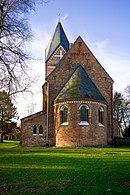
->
xmin=45 ymin=22 xmax=69 ymax=77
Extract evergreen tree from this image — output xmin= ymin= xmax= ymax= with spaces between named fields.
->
xmin=0 ymin=90 xmax=17 ymax=142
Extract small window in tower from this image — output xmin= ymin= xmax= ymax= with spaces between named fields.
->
xmin=33 ymin=125 xmax=37 ymax=135
xmin=79 ymin=105 xmax=89 ymax=125
xmin=98 ymin=107 xmax=104 ymax=127
xmin=60 ymin=106 xmax=68 ymax=125
xmin=39 ymin=125 xmax=43 ymax=135
xmin=55 ymin=49 xmax=63 ymax=60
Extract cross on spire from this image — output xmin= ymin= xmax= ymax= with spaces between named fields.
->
xmin=58 ymin=13 xmax=61 ymax=22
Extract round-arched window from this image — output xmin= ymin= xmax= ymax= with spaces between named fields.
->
xmin=39 ymin=125 xmax=43 ymax=135
xmin=60 ymin=106 xmax=68 ymax=125
xmin=79 ymin=105 xmax=89 ymax=125
xmin=33 ymin=125 xmax=37 ymax=135
xmin=98 ymin=107 xmax=104 ymax=125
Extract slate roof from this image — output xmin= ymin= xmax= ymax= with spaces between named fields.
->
xmin=45 ymin=22 xmax=69 ymax=62
xmin=55 ymin=64 xmax=106 ymax=101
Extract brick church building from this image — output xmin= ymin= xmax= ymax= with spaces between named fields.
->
xmin=21 ymin=22 xmax=117 ymax=147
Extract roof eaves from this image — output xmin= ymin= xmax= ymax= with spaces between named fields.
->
xmin=21 ymin=111 xmax=47 ymax=123
xmin=45 ymin=43 xmax=61 ymax=63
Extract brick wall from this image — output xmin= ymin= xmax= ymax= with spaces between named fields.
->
xmin=54 ymin=99 xmax=107 ymax=147
xmin=21 ymin=111 xmax=47 ymax=146
xmin=21 ymin=35 xmax=114 ymax=147
xmin=46 ymin=36 xmax=113 ymax=146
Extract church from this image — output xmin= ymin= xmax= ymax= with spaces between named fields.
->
xmin=21 ymin=22 xmax=117 ymax=147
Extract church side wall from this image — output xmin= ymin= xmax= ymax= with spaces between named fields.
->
xmin=21 ymin=113 xmax=47 ymax=146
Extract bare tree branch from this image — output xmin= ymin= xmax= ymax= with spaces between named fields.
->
xmin=0 ymin=0 xmax=45 ymax=96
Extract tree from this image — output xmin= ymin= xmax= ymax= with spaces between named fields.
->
xmin=0 ymin=0 xmax=46 ymax=96
xmin=113 ymin=91 xmax=130 ymax=130
xmin=2 ymin=121 xmax=17 ymax=138
xmin=0 ymin=90 xmax=17 ymax=142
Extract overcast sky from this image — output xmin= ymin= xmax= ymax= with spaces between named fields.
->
xmin=17 ymin=0 xmax=130 ymax=119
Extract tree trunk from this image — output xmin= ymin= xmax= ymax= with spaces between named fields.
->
xmin=0 ymin=133 xmax=3 ymax=143
xmin=0 ymin=112 xmax=3 ymax=143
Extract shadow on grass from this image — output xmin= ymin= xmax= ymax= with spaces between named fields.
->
xmin=0 ymin=151 xmax=130 ymax=194
xmin=1 ymin=142 xmax=130 ymax=194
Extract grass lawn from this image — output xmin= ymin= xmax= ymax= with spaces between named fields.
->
xmin=0 ymin=141 xmax=130 ymax=194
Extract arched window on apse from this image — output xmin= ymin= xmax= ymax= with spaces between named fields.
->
xmin=60 ymin=106 xmax=68 ymax=125
xmin=98 ymin=107 xmax=104 ymax=126
xmin=79 ymin=105 xmax=89 ymax=125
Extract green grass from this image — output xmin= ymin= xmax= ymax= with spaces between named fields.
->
xmin=0 ymin=141 xmax=130 ymax=194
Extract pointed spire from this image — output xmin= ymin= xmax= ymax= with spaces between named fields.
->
xmin=45 ymin=22 xmax=69 ymax=62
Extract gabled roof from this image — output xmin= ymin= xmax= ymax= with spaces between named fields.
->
xmin=69 ymin=36 xmax=113 ymax=82
xmin=45 ymin=22 xmax=69 ymax=62
xmin=46 ymin=35 xmax=113 ymax=83
xmin=21 ymin=111 xmax=45 ymax=123
xmin=55 ymin=64 xmax=106 ymax=101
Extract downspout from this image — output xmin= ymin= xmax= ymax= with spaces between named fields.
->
xmin=46 ymin=81 xmax=49 ymax=146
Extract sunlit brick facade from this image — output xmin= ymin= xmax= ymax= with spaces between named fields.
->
xmin=21 ymin=22 xmax=117 ymax=147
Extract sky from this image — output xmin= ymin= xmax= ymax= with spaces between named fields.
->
xmin=17 ymin=0 xmax=130 ymax=120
